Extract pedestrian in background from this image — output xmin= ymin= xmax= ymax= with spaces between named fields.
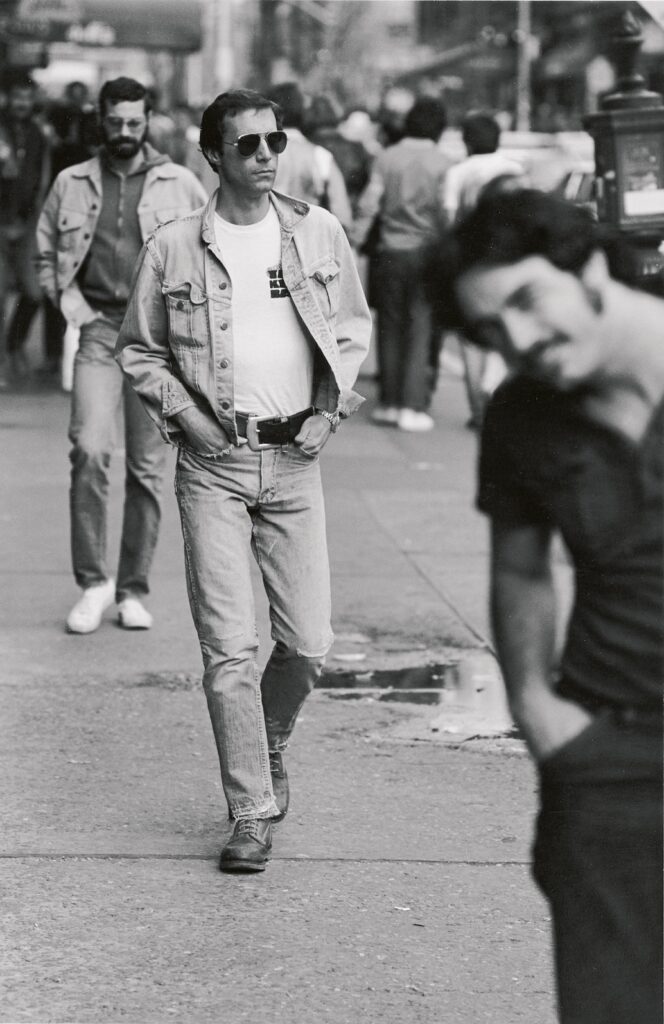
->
xmin=353 ymin=96 xmax=451 ymax=432
xmin=305 ymin=94 xmax=373 ymax=217
xmin=36 ymin=76 xmax=207 ymax=635
xmin=116 ymin=88 xmax=371 ymax=873
xmin=438 ymin=189 xmax=662 ymax=1024
xmin=0 ymin=73 xmax=50 ymax=387
xmin=34 ymin=81 xmax=99 ymax=383
xmin=268 ymin=81 xmax=352 ymax=232
xmin=443 ymin=111 xmax=524 ymax=429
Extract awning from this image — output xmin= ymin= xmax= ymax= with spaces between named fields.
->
xmin=4 ymin=0 xmax=203 ymax=51
xmin=536 ymin=38 xmax=596 ymax=80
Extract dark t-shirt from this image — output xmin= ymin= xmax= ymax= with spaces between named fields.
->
xmin=477 ymin=376 xmax=663 ymax=710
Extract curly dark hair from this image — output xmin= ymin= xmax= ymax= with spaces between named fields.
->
xmin=428 ymin=188 xmax=642 ymax=334
xmin=98 ymin=77 xmax=151 ymax=117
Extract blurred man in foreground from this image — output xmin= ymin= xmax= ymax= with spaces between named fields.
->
xmin=438 ymin=189 xmax=662 ymax=1024
xmin=37 ymin=77 xmax=206 ymax=634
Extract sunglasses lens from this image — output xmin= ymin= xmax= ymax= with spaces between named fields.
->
xmin=237 ymin=134 xmax=260 ymax=157
xmin=267 ymin=131 xmax=287 ymax=154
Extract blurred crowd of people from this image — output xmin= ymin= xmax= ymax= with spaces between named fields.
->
xmin=0 ymin=70 xmax=525 ymax=433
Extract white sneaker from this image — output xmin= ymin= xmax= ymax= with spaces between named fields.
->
xmin=117 ymin=596 xmax=153 ymax=630
xmin=398 ymin=409 xmax=435 ymax=432
xmin=66 ymin=579 xmax=115 ymax=634
xmin=371 ymin=405 xmax=400 ymax=426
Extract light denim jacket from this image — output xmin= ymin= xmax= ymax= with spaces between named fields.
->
xmin=35 ymin=147 xmax=208 ymax=328
xmin=115 ymin=190 xmax=372 ymax=446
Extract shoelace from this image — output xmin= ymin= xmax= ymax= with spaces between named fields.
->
xmin=234 ymin=818 xmax=263 ymax=837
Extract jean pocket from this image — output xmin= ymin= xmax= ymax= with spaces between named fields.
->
xmin=538 ymin=710 xmax=612 ymax=776
xmin=178 ymin=443 xmax=231 ymax=464
xmin=287 ymin=442 xmax=319 ymax=462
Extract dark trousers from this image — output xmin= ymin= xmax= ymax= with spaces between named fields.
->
xmin=373 ymin=249 xmax=440 ymax=411
xmin=534 ymin=709 xmax=663 ymax=1024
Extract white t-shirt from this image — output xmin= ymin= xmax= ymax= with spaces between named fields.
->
xmin=444 ymin=152 xmax=525 ymax=222
xmin=214 ymin=205 xmax=314 ymax=417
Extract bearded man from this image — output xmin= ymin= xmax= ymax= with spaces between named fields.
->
xmin=37 ymin=77 xmax=207 ymax=635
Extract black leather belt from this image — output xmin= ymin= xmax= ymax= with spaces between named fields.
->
xmin=236 ymin=407 xmax=315 ymax=450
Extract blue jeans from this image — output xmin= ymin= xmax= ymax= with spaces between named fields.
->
xmin=175 ymin=443 xmax=333 ymax=819
xmin=69 ymin=317 xmax=167 ymax=601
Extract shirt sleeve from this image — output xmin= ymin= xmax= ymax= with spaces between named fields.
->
xmin=476 ymin=387 xmax=551 ymax=525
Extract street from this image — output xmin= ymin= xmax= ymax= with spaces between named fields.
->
xmin=0 ymin=363 xmax=556 ymax=1023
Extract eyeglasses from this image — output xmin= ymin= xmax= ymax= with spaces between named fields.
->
xmin=103 ymin=116 xmax=147 ymax=133
xmin=222 ymin=131 xmax=288 ymax=158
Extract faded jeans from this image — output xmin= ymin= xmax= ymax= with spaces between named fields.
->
xmin=69 ymin=317 xmax=167 ymax=601
xmin=175 ymin=443 xmax=333 ymax=819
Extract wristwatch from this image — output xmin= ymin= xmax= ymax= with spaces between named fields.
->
xmin=316 ymin=408 xmax=341 ymax=432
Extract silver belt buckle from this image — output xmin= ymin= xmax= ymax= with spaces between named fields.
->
xmin=245 ymin=415 xmax=279 ymax=451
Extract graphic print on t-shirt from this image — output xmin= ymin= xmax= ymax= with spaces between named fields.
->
xmin=268 ymin=266 xmax=289 ymax=298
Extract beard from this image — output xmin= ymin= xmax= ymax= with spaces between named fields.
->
xmin=103 ymin=127 xmax=148 ymax=160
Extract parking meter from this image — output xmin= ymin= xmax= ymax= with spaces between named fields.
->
xmin=584 ymin=10 xmax=664 ymax=286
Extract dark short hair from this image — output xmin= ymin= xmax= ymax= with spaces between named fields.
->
xmin=404 ymin=96 xmax=447 ymax=140
xmin=199 ymin=89 xmax=282 ymax=166
xmin=461 ymin=113 xmax=500 ymax=155
xmin=98 ymin=77 xmax=151 ymax=117
xmin=428 ymin=189 xmax=642 ymax=332
xmin=306 ymin=94 xmax=339 ymax=132
xmin=266 ymin=82 xmax=303 ymax=129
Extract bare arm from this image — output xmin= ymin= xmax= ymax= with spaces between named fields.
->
xmin=491 ymin=520 xmax=593 ymax=761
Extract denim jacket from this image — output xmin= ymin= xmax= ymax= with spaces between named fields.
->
xmin=35 ymin=147 xmax=208 ymax=328
xmin=115 ymin=190 xmax=372 ymax=445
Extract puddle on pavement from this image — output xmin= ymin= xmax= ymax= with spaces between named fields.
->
xmin=317 ymin=663 xmax=457 ymax=704
xmin=324 ymin=690 xmax=443 ymax=705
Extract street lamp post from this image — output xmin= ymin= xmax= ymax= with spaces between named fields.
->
xmin=515 ymin=0 xmax=532 ymax=131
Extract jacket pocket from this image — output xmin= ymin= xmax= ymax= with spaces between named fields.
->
xmin=57 ymin=209 xmax=89 ymax=251
xmin=164 ymin=281 xmax=209 ymax=345
xmin=306 ymin=255 xmax=340 ymax=318
xmin=163 ymin=281 xmax=209 ymax=386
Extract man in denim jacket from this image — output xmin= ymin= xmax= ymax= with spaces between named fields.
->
xmin=36 ymin=77 xmax=207 ymax=636
xmin=116 ymin=90 xmax=371 ymax=873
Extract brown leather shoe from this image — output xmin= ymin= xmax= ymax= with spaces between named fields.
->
xmin=269 ymin=751 xmax=289 ymax=823
xmin=219 ymin=818 xmax=272 ymax=873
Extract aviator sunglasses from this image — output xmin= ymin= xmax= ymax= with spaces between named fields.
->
xmin=222 ymin=130 xmax=288 ymax=158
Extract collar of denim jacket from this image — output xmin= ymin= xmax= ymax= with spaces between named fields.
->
xmin=200 ymin=188 xmax=309 ymax=248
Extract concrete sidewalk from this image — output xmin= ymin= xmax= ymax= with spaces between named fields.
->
xmin=0 ymin=369 xmax=556 ymax=1024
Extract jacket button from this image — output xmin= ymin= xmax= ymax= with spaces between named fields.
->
xmin=83 ymin=234 xmax=90 ymax=240
xmin=176 ymin=301 xmax=184 ymax=310
xmin=220 ymin=321 xmax=228 ymax=330
xmin=219 ymin=282 xmax=227 ymax=290
xmin=219 ymin=358 xmax=229 ymax=369
xmin=220 ymin=400 xmax=230 ymax=410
